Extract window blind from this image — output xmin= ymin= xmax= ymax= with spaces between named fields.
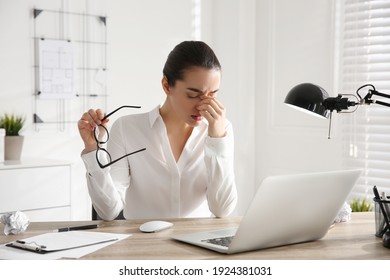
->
xmin=192 ymin=0 xmax=201 ymax=40
xmin=340 ymin=0 xmax=390 ymax=200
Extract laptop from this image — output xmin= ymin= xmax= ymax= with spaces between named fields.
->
xmin=171 ymin=169 xmax=361 ymax=254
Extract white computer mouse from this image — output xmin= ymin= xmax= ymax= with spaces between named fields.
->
xmin=139 ymin=220 xmax=173 ymax=233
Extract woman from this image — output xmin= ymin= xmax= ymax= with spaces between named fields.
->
xmin=78 ymin=41 xmax=237 ymax=220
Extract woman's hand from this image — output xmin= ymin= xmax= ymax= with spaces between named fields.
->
xmin=78 ymin=109 xmax=109 ymax=153
xmin=197 ymin=96 xmax=227 ymax=138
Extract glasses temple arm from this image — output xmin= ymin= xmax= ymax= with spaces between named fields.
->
xmin=102 ymin=105 xmax=142 ymax=120
xmin=99 ymin=148 xmax=146 ymax=168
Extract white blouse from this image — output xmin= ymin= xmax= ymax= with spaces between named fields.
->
xmin=81 ymin=105 xmax=237 ymax=220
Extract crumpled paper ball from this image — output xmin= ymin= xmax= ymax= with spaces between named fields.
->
xmin=0 ymin=211 xmax=30 ymax=235
xmin=334 ymin=202 xmax=352 ymax=223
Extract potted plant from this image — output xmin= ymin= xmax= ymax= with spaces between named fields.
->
xmin=349 ymin=197 xmax=373 ymax=212
xmin=0 ymin=113 xmax=25 ymax=161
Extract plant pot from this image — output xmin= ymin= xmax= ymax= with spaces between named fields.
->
xmin=4 ymin=135 xmax=24 ymax=161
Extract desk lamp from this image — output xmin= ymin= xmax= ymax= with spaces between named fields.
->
xmin=284 ymin=83 xmax=390 ymax=138
xmin=284 ymin=82 xmax=390 ymax=248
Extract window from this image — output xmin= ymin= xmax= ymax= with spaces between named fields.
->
xmin=192 ymin=0 xmax=201 ymax=40
xmin=339 ymin=0 xmax=390 ymax=199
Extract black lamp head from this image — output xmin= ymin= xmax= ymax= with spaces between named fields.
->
xmin=284 ymin=83 xmax=330 ymax=119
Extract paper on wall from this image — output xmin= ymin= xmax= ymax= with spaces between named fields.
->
xmin=38 ymin=39 xmax=77 ymax=99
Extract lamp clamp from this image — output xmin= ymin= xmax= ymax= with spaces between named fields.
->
xmin=323 ymin=95 xmax=358 ymax=112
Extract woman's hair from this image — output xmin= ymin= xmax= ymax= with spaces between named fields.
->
xmin=163 ymin=41 xmax=221 ymax=87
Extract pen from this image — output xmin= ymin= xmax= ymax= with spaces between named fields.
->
xmin=53 ymin=224 xmax=99 ymax=232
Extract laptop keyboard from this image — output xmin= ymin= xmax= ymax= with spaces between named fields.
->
xmin=201 ymin=236 xmax=234 ymax=247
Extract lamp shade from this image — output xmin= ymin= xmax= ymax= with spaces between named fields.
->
xmin=284 ymin=83 xmax=330 ymax=119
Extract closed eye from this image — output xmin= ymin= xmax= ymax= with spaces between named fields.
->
xmin=187 ymin=93 xmax=200 ymax=99
xmin=186 ymin=88 xmax=219 ymax=98
xmin=186 ymin=88 xmax=201 ymax=99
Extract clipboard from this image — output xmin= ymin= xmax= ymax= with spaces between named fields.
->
xmin=5 ymin=231 xmax=119 ymax=254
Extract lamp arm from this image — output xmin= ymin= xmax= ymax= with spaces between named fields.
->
xmin=364 ymin=89 xmax=390 ymax=107
xmin=372 ymin=100 xmax=390 ymax=107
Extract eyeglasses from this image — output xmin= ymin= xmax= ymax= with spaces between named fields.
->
xmin=94 ymin=105 xmax=146 ymax=168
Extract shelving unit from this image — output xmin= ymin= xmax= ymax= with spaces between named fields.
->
xmin=0 ymin=159 xmax=71 ymax=221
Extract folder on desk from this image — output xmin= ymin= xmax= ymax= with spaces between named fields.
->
xmin=6 ymin=231 xmax=118 ymax=254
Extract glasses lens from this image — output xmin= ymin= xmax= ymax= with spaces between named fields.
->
xmin=94 ymin=125 xmax=108 ymax=143
xmin=96 ymin=148 xmax=111 ymax=166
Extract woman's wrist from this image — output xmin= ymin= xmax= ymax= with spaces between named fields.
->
xmin=82 ymin=145 xmax=97 ymax=155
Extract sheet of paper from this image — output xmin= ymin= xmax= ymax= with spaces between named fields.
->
xmin=38 ymin=39 xmax=77 ymax=99
xmin=0 ymin=231 xmax=130 ymax=260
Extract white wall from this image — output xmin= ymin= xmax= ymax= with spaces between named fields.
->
xmin=203 ymin=0 xmax=342 ymax=213
xmin=255 ymin=0 xmax=342 ymax=178
xmin=0 ymin=0 xmax=342 ymax=219
xmin=0 ymin=0 xmax=195 ymax=220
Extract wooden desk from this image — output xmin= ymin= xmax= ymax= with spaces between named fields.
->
xmin=0 ymin=212 xmax=388 ymax=259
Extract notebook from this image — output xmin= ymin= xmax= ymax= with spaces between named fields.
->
xmin=171 ymin=169 xmax=361 ymax=254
